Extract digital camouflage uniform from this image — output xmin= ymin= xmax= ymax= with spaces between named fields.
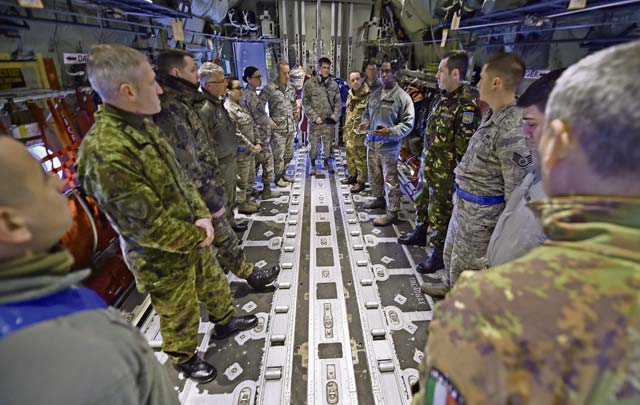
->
xmin=415 ymin=85 xmax=481 ymax=250
xmin=261 ymin=80 xmax=298 ymax=179
xmin=76 ymin=104 xmax=236 ymax=363
xmin=242 ymin=86 xmax=275 ymax=185
xmin=363 ymin=84 xmax=415 ymax=212
xmin=195 ymin=87 xmax=238 ymax=226
xmin=343 ymin=82 xmax=370 ymax=184
xmin=225 ymin=99 xmax=258 ymax=205
xmin=154 ymin=74 xmax=253 ymax=280
xmin=302 ymin=75 xmax=342 ymax=163
xmin=444 ymin=102 xmax=531 ymax=286
xmin=414 ymin=197 xmax=640 ymax=405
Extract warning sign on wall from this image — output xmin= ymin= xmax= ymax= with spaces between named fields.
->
xmin=0 ymin=68 xmax=27 ymax=90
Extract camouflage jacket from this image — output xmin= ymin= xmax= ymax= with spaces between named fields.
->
xmin=241 ymin=86 xmax=271 ymax=145
xmin=362 ymin=83 xmax=415 ymax=151
xmin=302 ymin=75 xmax=342 ymax=124
xmin=153 ymin=74 xmax=226 ymax=213
xmin=195 ymin=88 xmax=237 ymax=159
xmin=415 ymin=196 xmax=640 ymax=405
xmin=224 ymin=99 xmax=257 ymax=151
xmin=260 ymin=80 xmax=297 ymax=133
xmin=76 ymin=105 xmax=209 ymax=287
xmin=343 ymin=83 xmax=371 ymax=139
xmin=454 ymin=102 xmax=531 ymax=201
xmin=366 ymin=77 xmax=382 ymax=93
xmin=420 ymin=85 xmax=481 ymax=184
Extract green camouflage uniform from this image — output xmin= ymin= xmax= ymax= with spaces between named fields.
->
xmin=242 ymin=86 xmax=275 ymax=185
xmin=415 ymin=85 xmax=481 ymax=250
xmin=76 ymin=104 xmax=235 ymax=363
xmin=302 ymin=75 xmax=342 ymax=162
xmin=261 ymin=80 xmax=298 ymax=179
xmin=414 ymin=196 xmax=640 ymax=404
xmin=154 ymin=74 xmax=253 ymax=280
xmin=343 ymin=83 xmax=370 ymax=184
xmin=225 ymin=99 xmax=258 ymax=205
xmin=444 ymin=102 xmax=531 ymax=286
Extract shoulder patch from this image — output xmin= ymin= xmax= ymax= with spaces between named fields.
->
xmin=425 ymin=367 xmax=465 ymax=405
xmin=462 ymin=111 xmax=475 ymax=124
xmin=513 ymin=152 xmax=533 ymax=168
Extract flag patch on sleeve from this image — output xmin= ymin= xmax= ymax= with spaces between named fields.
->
xmin=462 ymin=111 xmax=475 ymax=124
xmin=425 ymin=367 xmax=465 ymax=405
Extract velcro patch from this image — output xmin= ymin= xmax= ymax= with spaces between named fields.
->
xmin=425 ymin=367 xmax=465 ymax=405
xmin=513 ymin=152 xmax=533 ymax=168
xmin=462 ymin=111 xmax=475 ymax=124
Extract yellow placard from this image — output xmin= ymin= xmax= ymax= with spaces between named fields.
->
xmin=18 ymin=0 xmax=44 ymax=8
xmin=568 ymin=0 xmax=587 ymax=10
xmin=0 ymin=68 xmax=26 ymax=90
xmin=451 ymin=11 xmax=461 ymax=30
xmin=172 ymin=19 xmax=185 ymax=42
xmin=440 ymin=29 xmax=449 ymax=48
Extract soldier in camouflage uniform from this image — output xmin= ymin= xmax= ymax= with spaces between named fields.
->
xmin=414 ymin=41 xmax=640 ymax=405
xmin=359 ymin=60 xmax=415 ymax=227
xmin=154 ymin=50 xmax=280 ymax=291
xmin=76 ymin=44 xmax=257 ymax=383
xmin=341 ymin=71 xmax=370 ymax=192
xmin=261 ymin=61 xmax=298 ymax=186
xmin=224 ymin=76 xmax=261 ymax=214
xmin=241 ymin=66 xmax=280 ymax=200
xmin=422 ymin=52 xmax=532 ymax=298
xmin=398 ymin=51 xmax=481 ymax=276
xmin=302 ymin=57 xmax=342 ymax=175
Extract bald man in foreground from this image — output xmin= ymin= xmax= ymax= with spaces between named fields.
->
xmin=0 ymin=137 xmax=178 ymax=404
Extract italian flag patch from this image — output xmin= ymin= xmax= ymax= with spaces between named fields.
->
xmin=425 ymin=367 xmax=464 ymax=405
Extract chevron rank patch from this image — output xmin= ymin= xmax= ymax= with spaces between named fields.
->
xmin=425 ymin=367 xmax=464 ymax=405
xmin=513 ymin=152 xmax=533 ymax=168
xmin=462 ymin=111 xmax=475 ymax=124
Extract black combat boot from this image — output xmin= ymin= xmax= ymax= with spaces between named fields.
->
xmin=324 ymin=158 xmax=335 ymax=174
xmin=247 ymin=265 xmax=281 ymax=290
xmin=310 ymin=164 xmax=317 ymax=176
xmin=341 ymin=175 xmax=357 ymax=185
xmin=350 ymin=182 xmax=366 ymax=193
xmin=416 ymin=248 xmax=445 ymax=274
xmin=173 ymin=355 xmax=217 ymax=384
xmin=211 ymin=315 xmax=259 ymax=340
xmin=398 ymin=222 xmax=427 ymax=246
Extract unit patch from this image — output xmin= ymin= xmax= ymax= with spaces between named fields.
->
xmin=462 ymin=111 xmax=475 ymax=124
xmin=425 ymin=367 xmax=465 ymax=405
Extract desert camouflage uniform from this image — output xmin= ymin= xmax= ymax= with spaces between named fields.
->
xmin=414 ymin=196 xmax=640 ymax=405
xmin=261 ymin=80 xmax=297 ymax=179
xmin=225 ymin=99 xmax=258 ymax=205
xmin=443 ymin=102 xmax=531 ymax=285
xmin=76 ymin=104 xmax=236 ymax=364
xmin=302 ymin=75 xmax=342 ymax=163
xmin=242 ymin=86 xmax=275 ymax=185
xmin=343 ymin=82 xmax=370 ymax=183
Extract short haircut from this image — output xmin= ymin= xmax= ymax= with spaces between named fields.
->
xmin=444 ymin=50 xmax=469 ymax=80
xmin=366 ymin=61 xmax=377 ymax=68
xmin=484 ymin=52 xmax=525 ymax=91
xmin=226 ymin=75 xmax=240 ymax=90
xmin=198 ymin=62 xmax=224 ymax=87
xmin=381 ymin=59 xmax=401 ymax=73
xmin=546 ymin=41 xmax=640 ymax=178
xmin=318 ymin=57 xmax=332 ymax=67
xmin=87 ymin=44 xmax=148 ymax=101
xmin=277 ymin=60 xmax=290 ymax=71
xmin=157 ymin=49 xmax=194 ymax=75
xmin=349 ymin=70 xmax=363 ymax=79
xmin=517 ymin=69 xmax=565 ymax=113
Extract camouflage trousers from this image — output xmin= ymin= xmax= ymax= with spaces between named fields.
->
xmin=236 ymin=150 xmax=256 ymax=204
xmin=146 ymin=247 xmax=235 ymax=363
xmin=212 ymin=214 xmax=254 ymax=279
xmin=272 ymin=128 xmax=295 ymax=178
xmin=414 ymin=174 xmax=456 ymax=251
xmin=368 ymin=147 xmax=401 ymax=212
xmin=443 ymin=194 xmax=504 ymax=286
xmin=255 ymin=141 xmax=275 ymax=184
xmin=309 ymin=122 xmax=335 ymax=162
xmin=218 ymin=153 xmax=237 ymax=225
xmin=344 ymin=131 xmax=367 ymax=184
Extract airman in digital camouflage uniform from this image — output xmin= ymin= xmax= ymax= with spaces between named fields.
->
xmin=76 ymin=44 xmax=255 ymax=384
xmin=224 ymin=76 xmax=261 ymax=214
xmin=302 ymin=57 xmax=342 ymax=175
xmin=398 ymin=51 xmax=481 ymax=276
xmin=261 ymin=61 xmax=298 ymax=186
xmin=154 ymin=50 xmax=279 ymax=291
xmin=414 ymin=40 xmax=640 ymax=405
xmin=341 ymin=71 xmax=370 ymax=193
xmin=241 ymin=66 xmax=280 ymax=200
xmin=422 ymin=52 xmax=532 ymax=297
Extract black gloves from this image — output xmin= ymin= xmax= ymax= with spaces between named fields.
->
xmin=324 ymin=117 xmax=337 ymax=125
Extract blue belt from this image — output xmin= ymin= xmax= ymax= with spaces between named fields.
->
xmin=367 ymin=135 xmax=396 ymax=143
xmin=455 ymin=183 xmax=505 ymax=205
xmin=237 ymin=146 xmax=248 ymax=152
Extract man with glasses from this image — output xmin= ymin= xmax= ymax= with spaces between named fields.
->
xmin=241 ymin=66 xmax=280 ymax=200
